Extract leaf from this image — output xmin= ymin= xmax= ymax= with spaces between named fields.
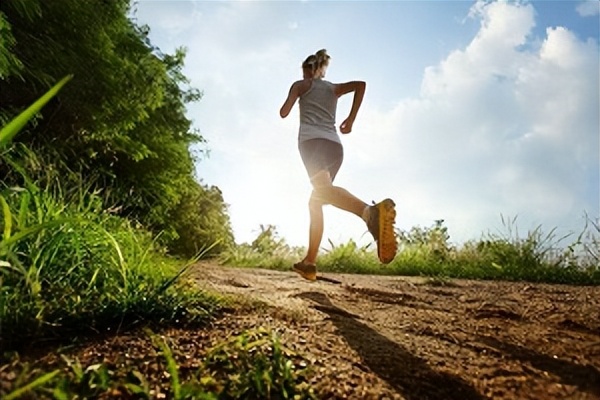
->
xmin=4 ymin=370 xmax=60 ymax=400
xmin=0 ymin=75 xmax=73 ymax=148
xmin=0 ymin=195 xmax=12 ymax=241
xmin=0 ymin=218 xmax=68 ymax=254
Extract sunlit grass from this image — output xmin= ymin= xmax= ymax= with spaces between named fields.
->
xmin=222 ymin=219 xmax=600 ymax=285
xmin=1 ymin=150 xmax=223 ymax=350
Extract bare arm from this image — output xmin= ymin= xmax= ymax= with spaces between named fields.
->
xmin=334 ymin=81 xmax=366 ymax=134
xmin=280 ymin=79 xmax=312 ymax=118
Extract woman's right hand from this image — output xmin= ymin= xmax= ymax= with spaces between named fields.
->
xmin=340 ymin=117 xmax=354 ymax=134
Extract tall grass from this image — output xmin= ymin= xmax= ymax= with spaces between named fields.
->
xmin=222 ymin=218 xmax=600 ymax=285
xmin=1 ymin=77 xmax=223 ymax=350
xmin=0 ymin=161 xmax=222 ymax=349
xmin=219 ymin=224 xmax=304 ymax=270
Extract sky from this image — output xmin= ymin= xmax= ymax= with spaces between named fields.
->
xmin=132 ymin=0 xmax=600 ymax=249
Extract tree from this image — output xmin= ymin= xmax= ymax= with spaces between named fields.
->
xmin=0 ymin=0 xmax=233 ymax=256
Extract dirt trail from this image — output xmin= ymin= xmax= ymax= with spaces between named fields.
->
xmin=192 ymin=263 xmax=600 ymax=400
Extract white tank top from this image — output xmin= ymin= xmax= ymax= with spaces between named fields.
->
xmin=298 ymin=79 xmax=341 ymax=144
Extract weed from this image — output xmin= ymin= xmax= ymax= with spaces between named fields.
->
xmin=199 ymin=327 xmax=315 ymax=399
xmin=3 ymin=328 xmax=316 ymax=399
xmin=224 ymin=219 xmax=600 ymax=285
xmin=0 ymin=160 xmax=222 ymax=350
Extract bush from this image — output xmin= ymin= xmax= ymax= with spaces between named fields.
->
xmin=222 ymin=219 xmax=600 ymax=285
xmin=220 ymin=225 xmax=304 ymax=270
xmin=0 ymin=164 xmax=222 ymax=349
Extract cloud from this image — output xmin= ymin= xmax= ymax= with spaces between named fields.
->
xmin=345 ymin=0 xmax=598 ymax=242
xmin=576 ymin=1 xmax=600 ymax=17
xmin=134 ymin=1 xmax=598 ymax=247
xmin=132 ymin=0 xmax=200 ymax=35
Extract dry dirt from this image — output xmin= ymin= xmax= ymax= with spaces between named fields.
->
xmin=191 ymin=263 xmax=600 ymax=400
xmin=5 ymin=262 xmax=600 ymax=399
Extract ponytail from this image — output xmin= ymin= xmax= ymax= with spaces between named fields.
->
xmin=302 ymin=49 xmax=331 ymax=74
xmin=315 ymin=49 xmax=330 ymax=70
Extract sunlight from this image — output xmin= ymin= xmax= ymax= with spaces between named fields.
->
xmin=225 ymin=153 xmax=310 ymax=246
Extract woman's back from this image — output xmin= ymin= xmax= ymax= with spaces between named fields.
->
xmin=299 ymin=79 xmax=340 ymax=144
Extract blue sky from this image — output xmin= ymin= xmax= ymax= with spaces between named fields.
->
xmin=133 ymin=0 xmax=599 ymax=248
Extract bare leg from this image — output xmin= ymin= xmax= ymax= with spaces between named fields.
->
xmin=304 ymin=193 xmax=323 ymax=265
xmin=311 ymin=170 xmax=367 ymax=217
xmin=303 ymin=170 xmax=368 ymax=264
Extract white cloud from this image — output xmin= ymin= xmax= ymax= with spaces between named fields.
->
xmin=134 ymin=1 xmax=598 ymax=248
xmin=344 ymin=0 xmax=598 ymax=243
xmin=133 ymin=0 xmax=200 ymax=35
xmin=576 ymin=0 xmax=600 ymax=17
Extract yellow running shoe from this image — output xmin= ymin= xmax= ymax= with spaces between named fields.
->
xmin=293 ymin=261 xmax=317 ymax=281
xmin=366 ymin=199 xmax=397 ymax=264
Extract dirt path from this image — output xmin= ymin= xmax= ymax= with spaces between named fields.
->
xmin=192 ymin=263 xmax=600 ymax=399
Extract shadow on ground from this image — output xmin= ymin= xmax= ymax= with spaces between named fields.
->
xmin=296 ymin=291 xmax=483 ymax=400
xmin=477 ymin=336 xmax=600 ymax=397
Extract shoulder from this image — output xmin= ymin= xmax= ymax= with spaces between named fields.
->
xmin=293 ymin=78 xmax=313 ymax=96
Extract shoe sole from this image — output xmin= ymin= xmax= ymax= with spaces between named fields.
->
xmin=292 ymin=265 xmax=317 ymax=281
xmin=375 ymin=199 xmax=397 ymax=264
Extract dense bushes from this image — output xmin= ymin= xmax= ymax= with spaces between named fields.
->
xmin=0 ymin=0 xmax=233 ymax=256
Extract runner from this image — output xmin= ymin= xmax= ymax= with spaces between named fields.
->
xmin=280 ymin=49 xmax=397 ymax=281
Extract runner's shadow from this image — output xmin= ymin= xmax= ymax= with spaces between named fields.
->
xmin=477 ymin=335 xmax=600 ymax=396
xmin=296 ymin=291 xmax=483 ymax=400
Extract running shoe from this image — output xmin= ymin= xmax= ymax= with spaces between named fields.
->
xmin=293 ymin=261 xmax=317 ymax=281
xmin=366 ymin=198 xmax=397 ymax=264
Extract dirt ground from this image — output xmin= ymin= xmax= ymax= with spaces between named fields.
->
xmin=192 ymin=263 xmax=600 ymax=400
xmin=5 ymin=263 xmax=599 ymax=399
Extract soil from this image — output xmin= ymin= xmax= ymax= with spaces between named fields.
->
xmin=4 ymin=262 xmax=600 ymax=399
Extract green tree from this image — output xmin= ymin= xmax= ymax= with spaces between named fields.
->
xmin=167 ymin=182 xmax=235 ymax=258
xmin=0 ymin=0 xmax=233 ymax=255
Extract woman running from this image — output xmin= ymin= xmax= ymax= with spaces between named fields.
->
xmin=280 ymin=49 xmax=397 ymax=281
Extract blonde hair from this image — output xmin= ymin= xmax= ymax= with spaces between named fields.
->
xmin=302 ymin=49 xmax=331 ymax=75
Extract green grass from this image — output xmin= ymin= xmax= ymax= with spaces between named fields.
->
xmin=0 ymin=151 xmax=223 ymax=350
xmin=221 ymin=219 xmax=600 ymax=285
xmin=3 ymin=328 xmax=315 ymax=399
xmin=0 ymin=72 xmax=316 ymax=399
xmin=219 ymin=224 xmax=304 ymax=270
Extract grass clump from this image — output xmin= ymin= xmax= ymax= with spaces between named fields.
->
xmin=3 ymin=328 xmax=315 ymax=400
xmin=0 ymin=152 xmax=222 ymax=350
xmin=219 ymin=224 xmax=303 ymax=270
xmin=198 ymin=327 xmax=315 ymax=399
xmin=223 ymin=218 xmax=600 ymax=285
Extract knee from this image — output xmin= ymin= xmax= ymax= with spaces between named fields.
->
xmin=309 ymin=192 xmax=322 ymax=210
xmin=311 ymin=185 xmax=333 ymax=205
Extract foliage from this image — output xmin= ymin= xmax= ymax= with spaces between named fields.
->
xmin=223 ymin=219 xmax=600 ymax=285
xmin=167 ymin=181 xmax=235 ymax=258
xmin=3 ymin=329 xmax=315 ymax=399
xmin=0 ymin=0 xmax=232 ymax=256
xmin=0 ymin=160 xmax=222 ymax=350
xmin=0 ymin=9 xmax=23 ymax=80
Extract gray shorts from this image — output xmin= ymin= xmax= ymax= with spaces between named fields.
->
xmin=298 ymin=139 xmax=344 ymax=182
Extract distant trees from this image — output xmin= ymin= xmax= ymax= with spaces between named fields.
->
xmin=0 ymin=0 xmax=233 ymax=256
